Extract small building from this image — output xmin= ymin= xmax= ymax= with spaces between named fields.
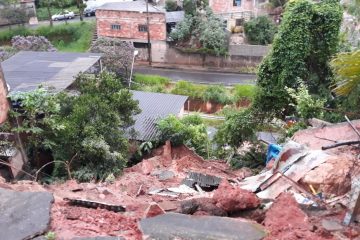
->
xmin=96 ymin=1 xmax=184 ymax=62
xmin=96 ymin=1 xmax=167 ymax=42
xmin=130 ymin=90 xmax=188 ymax=141
xmin=1 ymin=51 xmax=102 ymax=93
xmin=209 ymin=0 xmax=260 ymax=30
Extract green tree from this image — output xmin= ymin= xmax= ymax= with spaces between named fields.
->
xmin=198 ymin=8 xmax=227 ymax=56
xmin=244 ymin=16 xmax=277 ymax=45
xmin=331 ymin=50 xmax=360 ymax=96
xmin=253 ymin=0 xmax=342 ymax=117
xmin=165 ymin=0 xmax=178 ymax=11
xmin=214 ymin=109 xmax=257 ymax=149
xmin=53 ymin=72 xmax=140 ymax=181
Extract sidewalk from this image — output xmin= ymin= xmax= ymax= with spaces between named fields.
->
xmin=135 ymin=61 xmax=256 ymax=75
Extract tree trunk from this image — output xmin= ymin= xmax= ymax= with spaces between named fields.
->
xmin=46 ymin=0 xmax=53 ymax=27
xmin=77 ymin=0 xmax=84 ymax=21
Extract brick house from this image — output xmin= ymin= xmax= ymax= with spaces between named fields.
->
xmin=209 ymin=0 xmax=262 ymax=30
xmin=96 ymin=1 xmax=185 ymax=62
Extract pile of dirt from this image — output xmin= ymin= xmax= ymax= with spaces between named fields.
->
xmin=263 ymin=193 xmax=331 ymax=240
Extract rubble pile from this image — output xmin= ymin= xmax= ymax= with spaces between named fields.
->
xmin=1 ymin=121 xmax=360 ymax=239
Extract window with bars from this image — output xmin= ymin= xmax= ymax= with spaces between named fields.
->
xmin=138 ymin=24 xmax=148 ymax=32
xmin=233 ymin=0 xmax=241 ymax=6
xmin=111 ymin=24 xmax=121 ymax=30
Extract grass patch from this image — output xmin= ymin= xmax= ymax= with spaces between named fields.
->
xmin=36 ymin=6 xmax=79 ymax=21
xmin=232 ymin=84 xmax=257 ymax=101
xmin=0 ymin=27 xmax=32 ymax=45
xmin=202 ymin=118 xmax=225 ymax=127
xmin=0 ymin=21 xmax=95 ymax=52
xmin=134 ymin=74 xmax=170 ymax=86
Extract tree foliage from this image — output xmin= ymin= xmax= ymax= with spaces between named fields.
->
xmin=7 ymin=73 xmax=140 ymax=182
xmin=331 ymin=50 xmax=360 ymax=96
xmin=165 ymin=0 xmax=178 ymax=11
xmin=253 ymin=0 xmax=342 ymax=117
xmin=90 ymin=37 xmax=135 ymax=81
xmin=170 ymin=8 xmax=227 ymax=56
xmin=53 ymin=72 xmax=140 ymax=181
xmin=244 ymin=16 xmax=277 ymax=45
xmin=215 ymin=109 xmax=257 ymax=149
xmin=157 ymin=114 xmax=209 ymax=157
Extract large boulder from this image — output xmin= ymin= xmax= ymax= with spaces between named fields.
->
xmin=301 ymin=154 xmax=354 ymax=196
xmin=140 ymin=213 xmax=267 ymax=240
xmin=0 ymin=188 xmax=54 ymax=240
xmin=213 ymin=180 xmax=260 ymax=213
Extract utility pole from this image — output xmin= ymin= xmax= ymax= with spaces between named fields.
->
xmin=146 ymin=0 xmax=152 ymax=66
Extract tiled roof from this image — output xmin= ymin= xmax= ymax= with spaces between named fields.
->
xmin=97 ymin=1 xmax=164 ymax=13
xmin=1 ymin=51 xmax=102 ymax=93
xmin=130 ymin=90 xmax=188 ymax=141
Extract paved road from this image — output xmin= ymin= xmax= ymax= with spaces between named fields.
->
xmin=0 ymin=16 xmax=95 ymax=30
xmin=134 ymin=66 xmax=256 ymax=86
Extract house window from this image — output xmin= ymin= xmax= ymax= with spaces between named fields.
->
xmin=138 ymin=24 xmax=148 ymax=32
xmin=233 ymin=0 xmax=241 ymax=6
xmin=111 ymin=24 xmax=121 ymax=30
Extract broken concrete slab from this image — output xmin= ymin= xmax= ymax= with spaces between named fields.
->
xmin=0 ymin=188 xmax=54 ymax=240
xmin=182 ymin=171 xmax=222 ymax=190
xmin=321 ymin=219 xmax=344 ymax=232
xmin=140 ymin=213 xmax=267 ymax=240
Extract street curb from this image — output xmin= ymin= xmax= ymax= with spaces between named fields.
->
xmin=135 ymin=62 xmax=257 ymax=75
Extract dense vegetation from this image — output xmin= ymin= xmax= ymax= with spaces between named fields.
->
xmin=5 ymin=73 xmax=140 ymax=182
xmin=244 ymin=16 xmax=277 ymax=45
xmin=253 ymin=0 xmax=343 ymax=118
xmin=0 ymin=21 xmax=95 ymax=52
xmin=132 ymin=74 xmax=257 ymax=105
xmin=170 ymin=7 xmax=227 ymax=56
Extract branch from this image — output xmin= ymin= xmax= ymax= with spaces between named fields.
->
xmin=322 ymin=140 xmax=360 ymax=150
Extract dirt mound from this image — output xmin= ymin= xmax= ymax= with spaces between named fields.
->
xmin=51 ymin=202 xmax=142 ymax=240
xmin=264 ymin=193 xmax=332 ymax=240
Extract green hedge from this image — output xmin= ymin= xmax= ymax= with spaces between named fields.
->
xmin=134 ymin=74 xmax=170 ymax=86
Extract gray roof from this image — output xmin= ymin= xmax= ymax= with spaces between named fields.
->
xmin=97 ymin=1 xmax=164 ymax=13
xmin=1 ymin=51 xmax=102 ymax=93
xmin=165 ymin=11 xmax=185 ymax=23
xmin=131 ymin=90 xmax=188 ymax=141
xmin=256 ymin=131 xmax=281 ymax=144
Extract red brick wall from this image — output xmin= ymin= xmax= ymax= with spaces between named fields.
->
xmin=0 ymin=65 xmax=9 ymax=124
xmin=210 ymin=0 xmax=255 ymax=14
xmin=96 ymin=10 xmax=166 ymax=41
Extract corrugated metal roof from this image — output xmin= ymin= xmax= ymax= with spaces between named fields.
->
xmin=130 ymin=90 xmax=188 ymax=141
xmin=165 ymin=11 xmax=185 ymax=23
xmin=1 ymin=51 xmax=102 ymax=93
xmin=97 ymin=1 xmax=164 ymax=13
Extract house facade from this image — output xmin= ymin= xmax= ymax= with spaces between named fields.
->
xmin=209 ymin=0 xmax=258 ymax=30
xmin=96 ymin=2 xmax=167 ymax=41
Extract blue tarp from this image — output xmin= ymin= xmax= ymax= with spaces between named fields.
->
xmin=266 ymin=144 xmax=282 ymax=164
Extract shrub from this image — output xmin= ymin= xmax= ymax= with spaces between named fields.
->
xmin=171 ymin=81 xmax=206 ymax=98
xmin=158 ymin=114 xmax=209 ymax=157
xmin=244 ymin=16 xmax=277 ymax=45
xmin=202 ymin=85 xmax=232 ymax=104
xmin=286 ymin=81 xmax=325 ymax=119
xmin=215 ymin=108 xmax=257 ymax=148
xmin=232 ymin=84 xmax=257 ymax=101
xmin=0 ymin=27 xmax=32 ymax=45
xmin=165 ymin=0 xmax=178 ymax=11
xmin=169 ymin=16 xmax=194 ymax=41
